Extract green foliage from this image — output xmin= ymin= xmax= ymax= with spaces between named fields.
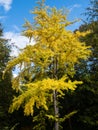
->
xmin=59 ymin=111 xmax=77 ymax=122
xmin=70 ymin=1 xmax=98 ymax=128
xmin=85 ymin=0 xmax=98 ymax=22
xmin=10 ymin=123 xmax=19 ymax=130
xmin=0 ymin=23 xmax=13 ymax=130
xmin=32 ymin=110 xmax=46 ymax=130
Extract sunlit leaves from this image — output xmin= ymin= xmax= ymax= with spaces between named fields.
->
xmin=4 ymin=1 xmax=91 ymax=116
xmin=9 ymin=77 xmax=82 ymax=116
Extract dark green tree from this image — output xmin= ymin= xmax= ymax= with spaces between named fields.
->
xmin=86 ymin=0 xmax=98 ymax=22
xmin=62 ymin=1 xmax=98 ymax=129
xmin=0 ymin=23 xmax=13 ymax=130
xmin=60 ymin=1 xmax=98 ymax=129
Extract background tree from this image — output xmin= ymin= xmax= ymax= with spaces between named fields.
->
xmin=4 ymin=1 xmax=91 ymax=130
xmin=63 ymin=0 xmax=98 ymax=129
xmin=86 ymin=0 xmax=98 ymax=22
xmin=0 ymin=23 xmax=13 ymax=130
xmin=0 ymin=23 xmax=33 ymax=130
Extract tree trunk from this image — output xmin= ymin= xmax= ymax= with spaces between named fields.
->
xmin=53 ymin=56 xmax=59 ymax=130
xmin=53 ymin=90 xmax=59 ymax=130
xmin=68 ymin=118 xmax=73 ymax=130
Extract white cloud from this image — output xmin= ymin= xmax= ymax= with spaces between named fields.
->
xmin=0 ymin=16 xmax=6 ymax=19
xmin=4 ymin=31 xmax=35 ymax=56
xmin=13 ymin=73 xmax=17 ymax=77
xmin=0 ymin=0 xmax=13 ymax=11
xmin=69 ymin=4 xmax=81 ymax=12
xmin=13 ymin=25 xmax=20 ymax=32
xmin=3 ymin=31 xmax=35 ymax=77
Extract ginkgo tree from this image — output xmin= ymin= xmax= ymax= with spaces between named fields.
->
xmin=4 ymin=1 xmax=91 ymax=130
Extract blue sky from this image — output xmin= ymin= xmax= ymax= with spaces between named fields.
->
xmin=0 ymin=0 xmax=90 ymax=56
xmin=0 ymin=0 xmax=90 ymax=32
